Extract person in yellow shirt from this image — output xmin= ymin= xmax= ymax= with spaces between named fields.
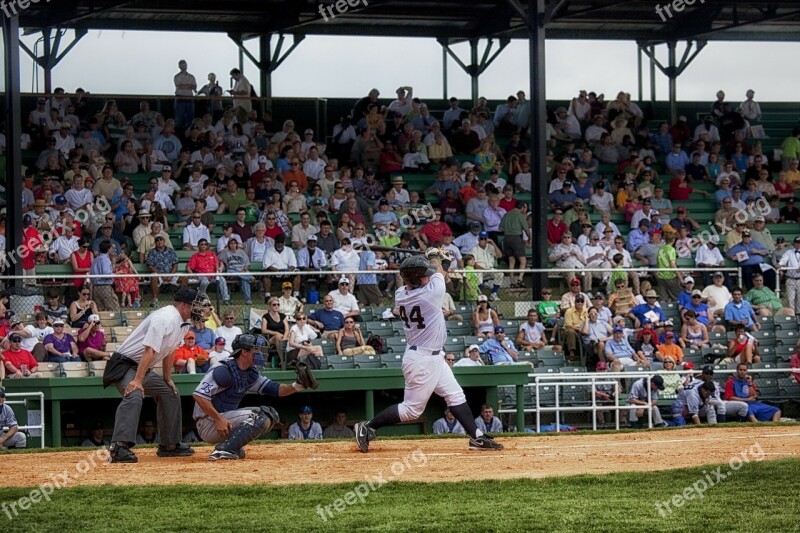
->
xmin=563 ymin=294 xmax=588 ymax=365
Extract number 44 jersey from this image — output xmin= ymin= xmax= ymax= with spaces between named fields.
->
xmin=395 ymin=272 xmax=447 ymax=352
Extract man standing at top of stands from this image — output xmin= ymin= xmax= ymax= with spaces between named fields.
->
xmin=173 ymin=60 xmax=196 ymax=132
xmin=386 ymin=86 xmax=413 ymax=116
xmin=104 ymin=287 xmax=204 ymax=463
xmin=228 ymin=68 xmax=252 ymax=126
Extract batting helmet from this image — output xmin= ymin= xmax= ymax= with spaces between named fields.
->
xmin=399 ymin=255 xmax=435 ymax=287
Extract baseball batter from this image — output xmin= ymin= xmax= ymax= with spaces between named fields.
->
xmin=104 ymin=287 xmax=206 ymax=463
xmin=192 ymin=333 xmax=318 ymax=461
xmin=355 ymin=253 xmax=503 ymax=452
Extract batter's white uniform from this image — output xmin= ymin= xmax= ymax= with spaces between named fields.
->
xmin=395 ymin=272 xmax=466 ymax=422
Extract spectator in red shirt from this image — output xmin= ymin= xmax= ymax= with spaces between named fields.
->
xmin=669 ymin=170 xmax=694 ymax=201
xmin=420 ymin=210 xmax=453 ymax=247
xmin=2 ymin=334 xmax=41 ymax=378
xmin=547 ymin=208 xmax=568 ymax=245
xmin=186 ymin=239 xmax=224 ymax=297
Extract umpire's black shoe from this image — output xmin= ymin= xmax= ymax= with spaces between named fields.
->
xmin=469 ymin=435 xmax=504 ymax=451
xmin=109 ymin=442 xmax=138 ymax=463
xmin=156 ymin=442 xmax=195 ymax=457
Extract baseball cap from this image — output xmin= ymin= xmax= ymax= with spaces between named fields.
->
xmin=215 ymin=337 xmax=226 ymax=345
xmin=88 ymin=314 xmax=100 ymax=323
xmin=691 ymin=289 xmax=702 ymax=297
xmin=595 ymin=361 xmax=608 ymax=371
xmin=651 ymin=375 xmax=665 ymax=390
xmin=174 ymin=287 xmax=199 ymax=304
xmin=776 ymin=236 xmax=786 ymax=243
xmin=794 ymin=236 xmax=800 ymax=244
xmin=299 ymin=405 xmax=313 ymax=414
xmin=306 ymin=234 xmax=318 ymax=242
xmin=282 ymin=281 xmax=293 ymax=289
xmin=338 ymin=276 xmax=350 ymax=285
xmin=709 ymin=235 xmax=720 ymax=245
xmin=55 ymin=194 xmax=67 ymax=204
xmin=478 ymin=295 xmax=488 ymax=302
xmin=683 ymin=361 xmax=695 ymax=370
xmin=570 ymin=278 xmax=581 ymax=286
xmin=563 ymin=180 xmax=573 ymax=187
xmin=683 ymin=276 xmax=695 ymax=284
xmin=713 ymin=271 xmax=724 ymax=278
xmin=162 ymin=165 xmax=173 ymax=172
xmin=494 ymin=326 xmax=505 ymax=334
xmin=677 ymin=206 xmax=687 ymax=213
xmin=258 ymin=155 xmax=268 ymax=164
xmin=575 ymin=295 xmax=585 ymax=302
xmin=304 ymin=129 xmax=314 ymax=135
xmin=184 ymin=331 xmax=196 ymax=339
xmin=702 ymin=365 xmax=715 ymax=375
xmin=469 ymin=221 xmax=481 ymax=229
xmin=10 ymin=316 xmax=23 ymax=326
xmin=478 ymin=231 xmax=489 ymax=239
xmin=8 ymin=334 xmax=21 ymax=343
xmin=613 ymin=326 xmax=624 ymax=333
xmin=665 ymin=331 xmax=675 ymax=339
xmin=468 ymin=344 xmax=480 ymax=352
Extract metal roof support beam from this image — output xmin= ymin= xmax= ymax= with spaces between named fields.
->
xmin=527 ymin=0 xmax=549 ymax=296
xmin=229 ymin=32 xmax=305 ymax=112
xmin=639 ymin=39 xmax=706 ymax=123
xmin=438 ymin=37 xmax=510 ymax=106
xmin=3 ymin=15 xmax=23 ymax=282
xmin=19 ymin=29 xmax=87 ymax=94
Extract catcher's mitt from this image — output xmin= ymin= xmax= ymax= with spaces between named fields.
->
xmin=424 ymin=247 xmax=452 ymax=271
xmin=295 ymin=361 xmax=319 ymax=390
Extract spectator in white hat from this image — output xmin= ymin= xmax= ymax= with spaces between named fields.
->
xmin=455 ymin=345 xmax=484 ymax=367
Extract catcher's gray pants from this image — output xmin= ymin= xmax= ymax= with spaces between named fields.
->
xmin=1 ymin=430 xmax=27 ymax=448
xmin=110 ymin=367 xmax=182 ymax=447
xmin=196 ymin=407 xmax=262 ymax=444
xmin=702 ymin=398 xmax=749 ymax=423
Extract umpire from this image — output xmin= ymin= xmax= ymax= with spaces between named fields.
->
xmin=104 ymin=287 xmax=205 ymax=463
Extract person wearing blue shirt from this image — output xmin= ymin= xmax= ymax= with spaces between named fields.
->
xmin=626 ymin=219 xmax=651 ymax=254
xmin=549 ymin=182 xmax=577 ymax=210
xmin=191 ymin=321 xmax=216 ymax=350
xmin=628 ymin=290 xmax=667 ymax=328
xmin=651 ymin=123 xmax=673 ymax=155
xmin=682 ymin=292 xmax=713 ymax=326
xmin=665 ymin=143 xmax=690 ymax=173
xmin=723 ymin=363 xmax=781 ymax=422
xmin=726 ymin=231 xmax=774 ymax=291
xmin=478 ymin=326 xmax=518 ymax=365
xmin=89 ymin=241 xmax=119 ymax=312
xmin=677 ymin=276 xmax=695 ymax=309
xmin=723 ymin=288 xmax=760 ymax=331
xmin=307 ymin=295 xmax=346 ymax=340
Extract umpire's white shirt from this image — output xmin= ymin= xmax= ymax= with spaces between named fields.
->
xmin=116 ymin=306 xmax=190 ymax=368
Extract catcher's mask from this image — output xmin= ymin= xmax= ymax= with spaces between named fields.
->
xmin=399 ymin=255 xmax=435 ymax=288
xmin=231 ymin=333 xmax=267 ymax=368
xmin=174 ymin=287 xmax=210 ymax=323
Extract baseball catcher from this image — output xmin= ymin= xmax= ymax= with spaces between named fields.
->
xmin=192 ymin=333 xmax=318 ymax=461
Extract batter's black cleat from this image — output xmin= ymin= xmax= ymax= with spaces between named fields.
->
xmin=109 ymin=442 xmax=138 ymax=463
xmin=156 ymin=442 xmax=195 ymax=457
xmin=354 ymin=422 xmax=375 ymax=453
xmin=469 ymin=435 xmax=504 ymax=451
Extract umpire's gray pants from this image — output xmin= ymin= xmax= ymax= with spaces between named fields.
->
xmin=196 ymin=407 xmax=260 ymax=444
xmin=110 ymin=368 xmax=182 ymax=447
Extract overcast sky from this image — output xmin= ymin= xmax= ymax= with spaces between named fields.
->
xmin=3 ymin=30 xmax=799 ymax=105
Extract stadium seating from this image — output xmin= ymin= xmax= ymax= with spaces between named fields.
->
xmin=60 ymin=361 xmax=89 ymax=378
xmin=326 ymin=355 xmax=355 ymax=370
xmin=88 ymin=360 xmax=107 ymax=377
xmin=37 ymin=362 xmax=60 ymax=378
xmin=353 ymin=354 xmax=382 ymax=369
xmin=380 ymin=353 xmax=403 ymax=368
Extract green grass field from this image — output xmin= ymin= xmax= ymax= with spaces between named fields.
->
xmin=1 ymin=458 xmax=798 ymax=532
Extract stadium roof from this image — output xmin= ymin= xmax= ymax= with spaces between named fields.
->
xmin=20 ymin=0 xmax=800 ymax=44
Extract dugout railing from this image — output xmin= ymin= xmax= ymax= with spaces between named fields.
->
xmin=3 ymin=391 xmax=46 ymax=448
xmin=496 ymin=368 xmax=800 ymax=433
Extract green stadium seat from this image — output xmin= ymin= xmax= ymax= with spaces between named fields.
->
xmin=443 ymin=337 xmax=465 ymax=354
xmin=776 ymin=329 xmax=799 ymax=346
xmin=326 ymin=355 xmax=354 ymax=370
xmin=380 ymin=353 xmax=403 ymax=368
xmin=353 ymin=354 xmax=382 ymax=369
xmin=561 ymin=384 xmax=591 ymax=405
xmin=774 ymin=315 xmax=799 ymax=330
xmin=447 ymin=321 xmax=473 ymax=337
xmin=365 ymin=321 xmax=396 ymax=338
xmin=775 ymin=345 xmax=796 ymax=362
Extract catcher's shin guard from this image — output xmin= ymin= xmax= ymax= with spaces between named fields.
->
xmin=215 ymin=407 xmax=279 ymax=453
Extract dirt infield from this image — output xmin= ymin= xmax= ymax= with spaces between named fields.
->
xmin=2 ymin=426 xmax=799 ymax=488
